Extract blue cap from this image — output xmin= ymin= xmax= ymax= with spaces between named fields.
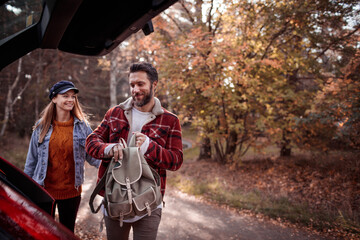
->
xmin=49 ymin=80 xmax=79 ymax=99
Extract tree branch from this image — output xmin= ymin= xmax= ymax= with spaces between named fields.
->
xmin=164 ymin=12 xmax=187 ymax=36
xmin=179 ymin=0 xmax=195 ymax=24
xmin=315 ymin=25 xmax=360 ymax=60
xmin=261 ymin=21 xmax=291 ymax=60
xmin=207 ymin=0 xmax=214 ymax=32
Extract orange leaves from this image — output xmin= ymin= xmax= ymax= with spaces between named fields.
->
xmin=97 ymin=58 xmax=110 ymax=70
xmin=258 ymin=59 xmax=282 ymax=69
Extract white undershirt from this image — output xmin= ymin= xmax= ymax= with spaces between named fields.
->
xmin=127 ymin=107 xmax=152 ymax=151
xmin=104 ymin=108 xmax=150 ymax=155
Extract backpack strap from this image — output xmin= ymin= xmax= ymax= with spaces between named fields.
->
xmin=119 ymin=138 xmax=127 ymax=148
xmin=89 ymin=137 xmax=127 ymax=213
xmin=89 ymin=169 xmax=107 ymax=213
xmin=128 ymin=134 xmax=136 ymax=147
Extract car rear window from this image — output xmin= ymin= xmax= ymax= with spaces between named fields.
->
xmin=0 ymin=0 xmax=42 ymax=41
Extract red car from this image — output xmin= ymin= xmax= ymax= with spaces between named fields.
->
xmin=0 ymin=156 xmax=80 ymax=239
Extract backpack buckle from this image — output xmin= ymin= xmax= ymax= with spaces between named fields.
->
xmin=126 ymin=177 xmax=133 ymax=204
xmin=145 ymin=202 xmax=151 ymax=216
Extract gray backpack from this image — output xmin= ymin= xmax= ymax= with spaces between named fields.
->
xmin=89 ymin=135 xmax=162 ymax=226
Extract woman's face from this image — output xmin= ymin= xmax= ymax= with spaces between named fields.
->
xmin=52 ymin=90 xmax=77 ymax=112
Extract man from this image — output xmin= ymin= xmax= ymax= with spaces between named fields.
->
xmin=85 ymin=62 xmax=183 ymax=240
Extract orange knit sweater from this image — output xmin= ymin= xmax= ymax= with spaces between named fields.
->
xmin=45 ymin=116 xmax=81 ymax=199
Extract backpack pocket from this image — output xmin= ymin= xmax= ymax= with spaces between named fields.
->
xmin=133 ymin=187 xmax=157 ymax=215
xmin=107 ymin=200 xmax=132 ymax=218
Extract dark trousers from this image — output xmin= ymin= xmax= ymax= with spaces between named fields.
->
xmin=104 ymin=208 xmax=162 ymax=240
xmin=54 ymin=196 xmax=81 ymax=232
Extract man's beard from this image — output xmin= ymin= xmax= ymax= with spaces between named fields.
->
xmin=133 ymin=84 xmax=153 ymax=107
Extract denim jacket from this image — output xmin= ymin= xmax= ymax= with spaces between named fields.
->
xmin=24 ymin=117 xmax=100 ymax=188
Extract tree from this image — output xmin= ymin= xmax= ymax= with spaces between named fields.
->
xmin=1 ymin=58 xmax=28 ymax=137
xmin=295 ymin=44 xmax=360 ymax=151
xmin=144 ymin=0 xmax=231 ymax=161
xmin=143 ymin=0 xmax=360 ymax=162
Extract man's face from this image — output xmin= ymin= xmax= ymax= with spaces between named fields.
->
xmin=129 ymin=71 xmax=156 ymax=107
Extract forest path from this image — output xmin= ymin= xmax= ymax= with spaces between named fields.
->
xmin=75 ymin=163 xmax=330 ymax=240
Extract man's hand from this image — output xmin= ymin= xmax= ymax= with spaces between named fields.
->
xmin=109 ymin=140 xmax=125 ymax=162
xmin=133 ymin=132 xmax=146 ymax=147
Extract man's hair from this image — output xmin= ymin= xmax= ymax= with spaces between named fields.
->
xmin=129 ymin=62 xmax=158 ymax=84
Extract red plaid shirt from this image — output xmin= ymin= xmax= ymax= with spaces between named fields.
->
xmin=85 ymin=98 xmax=183 ymax=197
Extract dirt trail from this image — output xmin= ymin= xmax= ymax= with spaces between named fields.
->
xmin=75 ymin=163 xmax=331 ymax=240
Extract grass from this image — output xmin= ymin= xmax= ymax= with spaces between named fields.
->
xmin=1 ymin=134 xmax=29 ymax=169
xmin=181 ymin=125 xmax=201 ymax=161
xmin=183 ymin=145 xmax=200 ymax=161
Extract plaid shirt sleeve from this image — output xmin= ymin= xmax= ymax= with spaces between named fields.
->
xmin=85 ymin=107 xmax=117 ymax=161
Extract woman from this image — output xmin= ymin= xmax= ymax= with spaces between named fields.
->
xmin=24 ymin=80 xmax=100 ymax=232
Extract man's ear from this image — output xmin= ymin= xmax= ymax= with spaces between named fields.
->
xmin=153 ymin=81 xmax=158 ymax=90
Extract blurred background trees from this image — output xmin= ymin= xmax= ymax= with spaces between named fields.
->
xmin=141 ymin=0 xmax=359 ymax=163
xmin=1 ymin=0 xmax=359 ymax=163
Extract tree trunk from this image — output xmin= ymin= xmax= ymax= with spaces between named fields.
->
xmin=225 ymin=130 xmax=237 ymax=155
xmin=110 ymin=57 xmax=117 ymax=107
xmin=213 ymin=140 xmax=227 ymax=164
xmin=0 ymin=58 xmax=22 ymax=137
xmin=35 ymin=52 xmax=42 ymax=120
xmin=280 ymin=130 xmax=291 ymax=156
xmin=198 ymin=136 xmax=211 ymax=160
xmin=280 ymin=145 xmax=291 ymax=156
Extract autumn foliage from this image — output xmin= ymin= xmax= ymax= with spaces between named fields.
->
xmin=138 ymin=0 xmax=360 ymax=163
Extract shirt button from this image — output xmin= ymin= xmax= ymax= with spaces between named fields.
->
xmin=114 ymin=128 xmax=117 ymax=131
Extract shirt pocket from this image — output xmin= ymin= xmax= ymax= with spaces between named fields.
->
xmin=148 ymin=126 xmax=170 ymax=146
xmin=109 ymin=120 xmax=128 ymax=142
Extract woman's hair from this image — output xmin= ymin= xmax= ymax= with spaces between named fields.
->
xmin=34 ymin=95 xmax=88 ymax=143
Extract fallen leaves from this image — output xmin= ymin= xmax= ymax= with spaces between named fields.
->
xmin=174 ymin=153 xmax=360 ymax=239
